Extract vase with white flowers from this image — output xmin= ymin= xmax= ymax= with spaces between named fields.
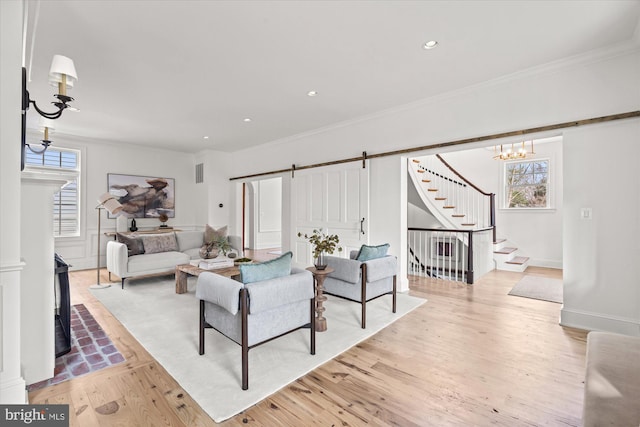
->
xmin=298 ymin=229 xmax=342 ymax=270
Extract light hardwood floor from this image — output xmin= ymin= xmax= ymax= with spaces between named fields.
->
xmin=29 ymin=264 xmax=587 ymax=426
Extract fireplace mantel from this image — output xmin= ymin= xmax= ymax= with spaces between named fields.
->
xmin=20 ymin=170 xmax=75 ymax=385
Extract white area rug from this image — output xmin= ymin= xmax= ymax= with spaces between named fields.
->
xmin=91 ymin=276 xmax=426 ymax=422
xmin=508 ymin=275 xmax=563 ymax=303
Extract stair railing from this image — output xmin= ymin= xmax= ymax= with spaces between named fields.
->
xmin=408 ymin=227 xmax=493 ymax=284
xmin=435 ymin=154 xmax=496 ymax=241
xmin=412 ymin=155 xmax=496 ymax=242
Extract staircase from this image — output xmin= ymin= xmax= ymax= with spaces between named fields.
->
xmin=493 ymin=238 xmax=530 ymax=272
xmin=408 ymin=155 xmax=529 ymax=276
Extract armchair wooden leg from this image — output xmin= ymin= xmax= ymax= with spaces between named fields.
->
xmin=241 ymin=289 xmax=249 ymax=390
xmin=199 ymin=300 xmax=205 ymax=355
xmin=121 ymin=278 xmax=125 ymax=289
xmin=392 ymin=275 xmax=397 ymax=313
xmin=361 ymin=264 xmax=367 ymax=329
xmin=310 ymin=298 xmax=316 ymax=355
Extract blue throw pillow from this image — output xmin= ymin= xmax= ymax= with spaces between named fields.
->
xmin=356 ymin=244 xmax=390 ymax=261
xmin=239 ymin=251 xmax=293 ymax=284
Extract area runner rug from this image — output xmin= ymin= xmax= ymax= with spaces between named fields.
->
xmin=508 ymin=275 xmax=563 ymax=303
xmin=91 ymin=276 xmax=425 ymax=422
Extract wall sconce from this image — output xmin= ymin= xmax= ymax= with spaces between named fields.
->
xmin=21 ymin=55 xmax=78 ymax=170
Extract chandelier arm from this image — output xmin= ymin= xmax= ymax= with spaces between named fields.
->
xmin=26 ymin=140 xmax=51 ymax=154
xmin=29 ymin=99 xmax=65 ymax=119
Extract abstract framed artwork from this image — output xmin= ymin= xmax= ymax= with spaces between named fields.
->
xmin=107 ymin=173 xmax=175 ymax=218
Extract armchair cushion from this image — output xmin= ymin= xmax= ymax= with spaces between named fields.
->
xmin=364 ymin=255 xmax=397 ymax=283
xmin=325 ymin=256 xmax=362 ymax=283
xmin=240 ymin=251 xmax=292 ymax=284
xmin=195 ymin=272 xmax=243 ymax=315
xmin=244 ymin=268 xmax=314 ymax=314
xmin=356 ymin=243 xmax=390 ymax=261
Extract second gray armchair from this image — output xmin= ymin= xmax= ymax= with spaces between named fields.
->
xmin=324 ymin=248 xmax=397 ymax=329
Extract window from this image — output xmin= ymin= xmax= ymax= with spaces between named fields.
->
xmin=504 ymin=159 xmax=549 ymax=208
xmin=25 ymin=147 xmax=81 ymax=237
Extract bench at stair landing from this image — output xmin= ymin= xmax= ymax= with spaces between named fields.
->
xmin=582 ymin=331 xmax=640 ymax=426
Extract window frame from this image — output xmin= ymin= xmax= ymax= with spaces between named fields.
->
xmin=24 ymin=146 xmax=82 ymax=238
xmin=501 ymin=157 xmax=552 ymax=210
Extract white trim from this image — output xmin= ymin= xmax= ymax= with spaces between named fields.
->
xmin=560 ymin=308 xmax=640 ymax=336
xmin=0 ymin=261 xmax=26 ymax=273
xmin=501 ymin=157 xmax=552 ymax=209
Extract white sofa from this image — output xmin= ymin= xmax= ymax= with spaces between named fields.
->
xmin=106 ymin=230 xmax=240 ymax=289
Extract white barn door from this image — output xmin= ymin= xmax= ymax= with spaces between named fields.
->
xmin=291 ymin=161 xmax=369 ymax=267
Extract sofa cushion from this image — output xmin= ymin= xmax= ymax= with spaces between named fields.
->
xmin=204 ymin=224 xmax=227 ymax=244
xmin=116 ymin=233 xmax=144 ymax=256
xmin=182 ymin=247 xmax=201 ymax=260
xmin=140 ymin=233 xmax=178 ymax=254
xmin=240 ymin=251 xmax=292 ymax=284
xmin=176 ymin=230 xmax=204 ymax=252
xmin=356 ymin=243 xmax=390 ymax=261
xmin=127 ymin=251 xmax=189 ymax=273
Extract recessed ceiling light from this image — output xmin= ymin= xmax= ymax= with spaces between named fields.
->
xmin=423 ymin=40 xmax=438 ymax=50
xmin=307 ymin=91 xmax=318 ymax=97
xmin=243 ymin=118 xmax=252 ymax=122
xmin=203 ymin=136 xmax=209 ymax=139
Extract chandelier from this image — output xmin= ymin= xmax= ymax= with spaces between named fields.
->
xmin=493 ymin=141 xmax=535 ymax=160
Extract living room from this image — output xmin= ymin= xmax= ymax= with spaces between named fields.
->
xmin=1 ymin=1 xmax=639 ymax=425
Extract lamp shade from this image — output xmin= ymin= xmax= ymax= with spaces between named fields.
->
xmin=49 ymin=55 xmax=78 ymax=89
xmin=98 ymin=192 xmax=123 ymax=215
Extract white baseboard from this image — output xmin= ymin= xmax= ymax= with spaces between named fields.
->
xmin=560 ymin=308 xmax=640 ymax=336
xmin=529 ymin=258 xmax=563 ymax=269
xmin=0 ymin=377 xmax=28 ymax=403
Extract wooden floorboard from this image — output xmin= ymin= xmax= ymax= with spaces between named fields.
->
xmin=28 ymin=265 xmax=587 ymax=426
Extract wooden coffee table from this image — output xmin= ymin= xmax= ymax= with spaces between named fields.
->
xmin=175 ymin=263 xmax=241 ymax=294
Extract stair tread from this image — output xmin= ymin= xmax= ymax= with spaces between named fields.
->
xmin=427 ymin=188 xmax=438 ymax=192
xmin=443 ymin=206 xmax=455 ymax=209
xmin=422 ymin=179 xmax=431 ymax=183
xmin=494 ymin=247 xmax=517 ymax=254
xmin=434 ymin=197 xmax=446 ymax=200
xmin=461 ymin=223 xmax=476 ymax=226
xmin=494 ymin=238 xmax=506 ymax=244
xmin=506 ymin=256 xmax=530 ymax=265
xmin=452 ymin=214 xmax=465 ymax=217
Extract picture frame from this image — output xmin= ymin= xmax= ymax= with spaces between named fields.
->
xmin=107 ymin=173 xmax=175 ymax=219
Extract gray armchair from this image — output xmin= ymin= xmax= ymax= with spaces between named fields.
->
xmin=195 ymin=267 xmax=316 ymax=390
xmin=324 ymin=251 xmax=397 ymax=329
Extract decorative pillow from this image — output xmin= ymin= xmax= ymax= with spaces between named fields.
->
xmin=140 ymin=233 xmax=178 ymax=254
xmin=204 ymin=224 xmax=227 ymax=244
xmin=116 ymin=233 xmax=144 ymax=256
xmin=239 ymin=251 xmax=292 ymax=284
xmin=356 ymin=243 xmax=390 ymax=261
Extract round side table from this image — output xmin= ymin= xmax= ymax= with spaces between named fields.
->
xmin=306 ymin=266 xmax=334 ymax=332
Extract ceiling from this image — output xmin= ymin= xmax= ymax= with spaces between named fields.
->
xmin=23 ymin=0 xmax=640 ymax=153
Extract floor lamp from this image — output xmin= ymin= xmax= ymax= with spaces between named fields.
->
xmin=90 ymin=192 xmax=123 ymax=290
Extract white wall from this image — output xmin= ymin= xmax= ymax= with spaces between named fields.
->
xmin=53 ymin=136 xmax=197 ymax=270
xmin=562 ymin=120 xmax=640 ymax=335
xmin=441 ymin=140 xmax=563 ymax=268
xmin=0 ymin=0 xmax=27 ymax=403
xmin=227 ymin=45 xmax=640 ymax=332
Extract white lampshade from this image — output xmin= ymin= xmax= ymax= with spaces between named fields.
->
xmin=49 ymin=55 xmax=78 ymax=89
xmin=98 ymin=192 xmax=123 ymax=215
xmin=38 ymin=117 xmax=55 ymax=132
